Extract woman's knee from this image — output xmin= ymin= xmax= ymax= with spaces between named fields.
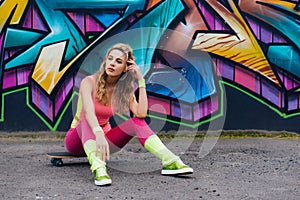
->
xmin=64 ymin=128 xmax=85 ymax=156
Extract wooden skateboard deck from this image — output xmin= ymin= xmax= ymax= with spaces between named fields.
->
xmin=47 ymin=152 xmax=86 ymax=167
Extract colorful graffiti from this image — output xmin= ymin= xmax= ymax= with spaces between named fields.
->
xmin=0 ymin=0 xmax=299 ymax=131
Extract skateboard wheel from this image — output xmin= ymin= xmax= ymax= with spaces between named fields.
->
xmin=50 ymin=158 xmax=63 ymax=167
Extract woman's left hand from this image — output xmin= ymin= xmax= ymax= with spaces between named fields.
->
xmin=127 ymin=59 xmax=143 ymax=80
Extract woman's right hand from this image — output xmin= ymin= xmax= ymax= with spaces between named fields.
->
xmin=95 ymin=133 xmax=110 ymax=161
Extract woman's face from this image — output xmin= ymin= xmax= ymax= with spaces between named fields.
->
xmin=105 ymin=49 xmax=127 ymax=78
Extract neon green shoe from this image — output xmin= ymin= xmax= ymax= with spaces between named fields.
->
xmin=94 ymin=167 xmax=112 ymax=186
xmin=161 ymin=159 xmax=193 ymax=175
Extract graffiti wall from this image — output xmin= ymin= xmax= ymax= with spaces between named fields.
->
xmin=0 ymin=0 xmax=299 ymax=132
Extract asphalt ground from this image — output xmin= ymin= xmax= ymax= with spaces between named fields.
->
xmin=0 ymin=131 xmax=299 ymax=200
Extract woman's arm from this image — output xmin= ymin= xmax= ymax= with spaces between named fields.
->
xmin=80 ymin=77 xmax=100 ymax=130
xmin=127 ymin=60 xmax=148 ymax=118
xmin=80 ymin=77 xmax=110 ymax=161
xmin=129 ymin=84 xmax=148 ymax=118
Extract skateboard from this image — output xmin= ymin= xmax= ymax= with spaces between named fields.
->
xmin=46 ymin=152 xmax=86 ymax=167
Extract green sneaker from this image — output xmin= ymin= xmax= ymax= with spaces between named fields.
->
xmin=94 ymin=167 xmax=112 ymax=186
xmin=161 ymin=159 xmax=193 ymax=175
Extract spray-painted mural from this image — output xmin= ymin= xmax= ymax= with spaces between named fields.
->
xmin=0 ymin=0 xmax=299 ymax=132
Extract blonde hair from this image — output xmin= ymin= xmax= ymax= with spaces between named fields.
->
xmin=95 ymin=43 xmax=135 ymax=114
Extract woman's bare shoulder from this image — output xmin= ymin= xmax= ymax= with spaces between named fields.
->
xmin=81 ymin=75 xmax=95 ymax=85
xmin=79 ymin=76 xmax=95 ymax=92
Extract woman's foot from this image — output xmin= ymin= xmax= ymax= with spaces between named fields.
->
xmin=161 ymin=159 xmax=193 ymax=175
xmin=94 ymin=167 xmax=112 ymax=186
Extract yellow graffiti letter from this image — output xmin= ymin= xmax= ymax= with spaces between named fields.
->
xmin=32 ymin=41 xmax=72 ymax=94
xmin=0 ymin=0 xmax=28 ymax=31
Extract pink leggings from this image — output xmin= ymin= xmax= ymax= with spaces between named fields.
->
xmin=64 ymin=117 xmax=154 ymax=156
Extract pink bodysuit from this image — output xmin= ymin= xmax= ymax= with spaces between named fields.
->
xmin=64 ymin=75 xmax=154 ymax=156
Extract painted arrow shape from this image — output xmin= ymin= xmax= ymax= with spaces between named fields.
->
xmin=192 ymin=0 xmax=280 ymax=85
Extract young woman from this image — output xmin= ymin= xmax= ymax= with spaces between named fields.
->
xmin=64 ymin=43 xmax=193 ymax=186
